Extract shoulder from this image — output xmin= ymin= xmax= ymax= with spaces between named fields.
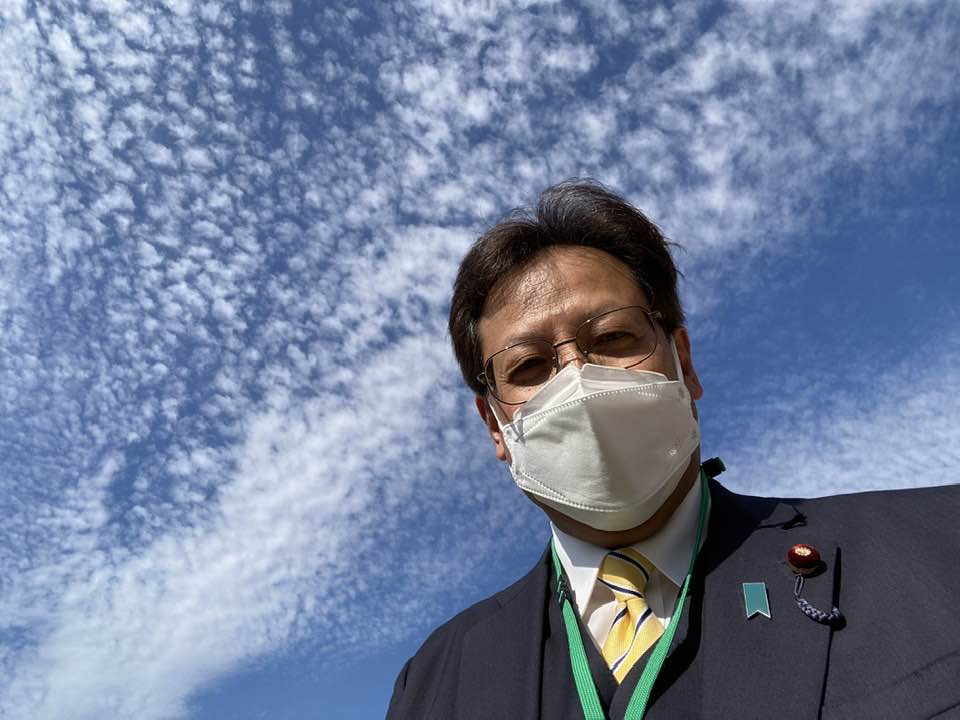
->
xmin=703 ymin=475 xmax=960 ymax=563
xmin=795 ymin=480 xmax=960 ymax=510
xmin=386 ymin=548 xmax=550 ymax=719
xmin=714 ymin=477 xmax=960 ymax=531
xmin=409 ymin=549 xmax=547 ymax=662
xmin=787 ymin=481 xmax=960 ymax=544
xmin=709 ymin=478 xmax=960 ymax=570
xmin=800 ymin=484 xmax=960 ymax=584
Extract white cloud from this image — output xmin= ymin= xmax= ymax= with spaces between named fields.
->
xmin=717 ymin=334 xmax=960 ymax=499
xmin=0 ymin=0 xmax=956 ymax=717
xmin=48 ymin=27 xmax=85 ymax=73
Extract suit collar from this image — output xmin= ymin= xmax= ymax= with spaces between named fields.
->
xmin=550 ymin=475 xmax=709 ymax=615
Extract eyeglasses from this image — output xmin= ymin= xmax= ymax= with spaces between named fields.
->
xmin=478 ymin=305 xmax=663 ymax=405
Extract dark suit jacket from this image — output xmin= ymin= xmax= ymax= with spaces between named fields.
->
xmin=387 ymin=479 xmax=960 ymax=719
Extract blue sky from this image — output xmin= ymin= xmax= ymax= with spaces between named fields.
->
xmin=1 ymin=1 xmax=958 ymax=718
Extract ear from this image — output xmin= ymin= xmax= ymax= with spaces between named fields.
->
xmin=672 ymin=327 xmax=703 ymax=401
xmin=475 ymin=394 xmax=510 ymax=463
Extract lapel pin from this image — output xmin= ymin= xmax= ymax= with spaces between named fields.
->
xmin=787 ymin=543 xmax=822 ymax=574
xmin=742 ymin=582 xmax=771 ymax=620
xmin=786 ymin=544 xmax=844 ymax=627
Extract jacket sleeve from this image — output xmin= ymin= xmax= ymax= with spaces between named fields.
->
xmin=383 ymin=563 xmax=542 ymax=718
xmin=383 ymin=597 xmax=500 ymax=718
xmin=385 ymin=657 xmax=413 ymax=719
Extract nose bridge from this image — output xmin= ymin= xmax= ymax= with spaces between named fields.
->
xmin=554 ymin=336 xmax=587 ymax=369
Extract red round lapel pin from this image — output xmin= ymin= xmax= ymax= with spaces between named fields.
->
xmin=787 ymin=543 xmax=844 ymax=627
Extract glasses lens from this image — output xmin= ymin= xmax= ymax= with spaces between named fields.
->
xmin=485 ymin=339 xmax=556 ymax=404
xmin=579 ymin=307 xmax=658 ymax=368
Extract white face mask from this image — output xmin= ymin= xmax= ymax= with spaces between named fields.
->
xmin=491 ymin=339 xmax=700 ymax=532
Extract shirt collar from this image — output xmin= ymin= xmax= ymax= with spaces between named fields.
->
xmin=551 ymin=476 xmax=709 ymax=614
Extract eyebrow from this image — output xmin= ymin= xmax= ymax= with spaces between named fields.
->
xmin=495 ymin=303 xmax=638 ymax=351
xmin=494 ymin=329 xmax=550 ymax=351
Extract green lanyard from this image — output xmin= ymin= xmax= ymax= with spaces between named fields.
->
xmin=551 ymin=469 xmax=711 ymax=720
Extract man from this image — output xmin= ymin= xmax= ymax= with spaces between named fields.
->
xmin=386 ymin=181 xmax=960 ymax=719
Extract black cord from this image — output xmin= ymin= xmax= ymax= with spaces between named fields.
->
xmin=794 ymin=574 xmax=844 ymax=627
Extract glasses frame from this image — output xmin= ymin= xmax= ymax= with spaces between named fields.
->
xmin=477 ymin=305 xmax=664 ymax=405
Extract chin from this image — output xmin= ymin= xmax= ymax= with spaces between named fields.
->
xmin=530 ymin=455 xmax=701 ymax=546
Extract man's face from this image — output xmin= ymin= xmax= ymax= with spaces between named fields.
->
xmin=477 ymin=245 xmax=702 ymax=423
xmin=473 ymin=245 xmax=704 ymax=545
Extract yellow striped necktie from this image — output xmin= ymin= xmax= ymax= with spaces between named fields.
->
xmin=598 ymin=548 xmax=663 ymax=683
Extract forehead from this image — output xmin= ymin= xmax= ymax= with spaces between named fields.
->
xmin=478 ymin=246 xmax=649 ymax=355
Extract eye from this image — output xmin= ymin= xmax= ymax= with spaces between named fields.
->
xmin=588 ymin=327 xmax=652 ymax=362
xmin=592 ymin=330 xmax=639 ymax=349
xmin=505 ymin=355 xmax=553 ymax=386
xmin=596 ymin=330 xmax=632 ymax=342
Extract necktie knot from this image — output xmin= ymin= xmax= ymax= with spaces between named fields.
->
xmin=598 ymin=548 xmax=661 ymax=683
xmin=598 ymin=548 xmax=652 ymax=602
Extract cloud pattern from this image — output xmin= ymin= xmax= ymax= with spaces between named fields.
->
xmin=1 ymin=0 xmax=957 ymax=716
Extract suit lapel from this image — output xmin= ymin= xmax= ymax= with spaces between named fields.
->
xmin=697 ymin=481 xmax=838 ymax=718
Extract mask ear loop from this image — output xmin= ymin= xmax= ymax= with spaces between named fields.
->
xmin=668 ymin=335 xmax=684 ymax=384
xmin=486 ymin=394 xmax=511 ymax=433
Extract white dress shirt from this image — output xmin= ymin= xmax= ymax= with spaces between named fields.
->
xmin=550 ymin=478 xmax=710 ymax=651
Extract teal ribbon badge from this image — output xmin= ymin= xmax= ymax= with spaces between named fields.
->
xmin=742 ymin=582 xmax=771 ymax=619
